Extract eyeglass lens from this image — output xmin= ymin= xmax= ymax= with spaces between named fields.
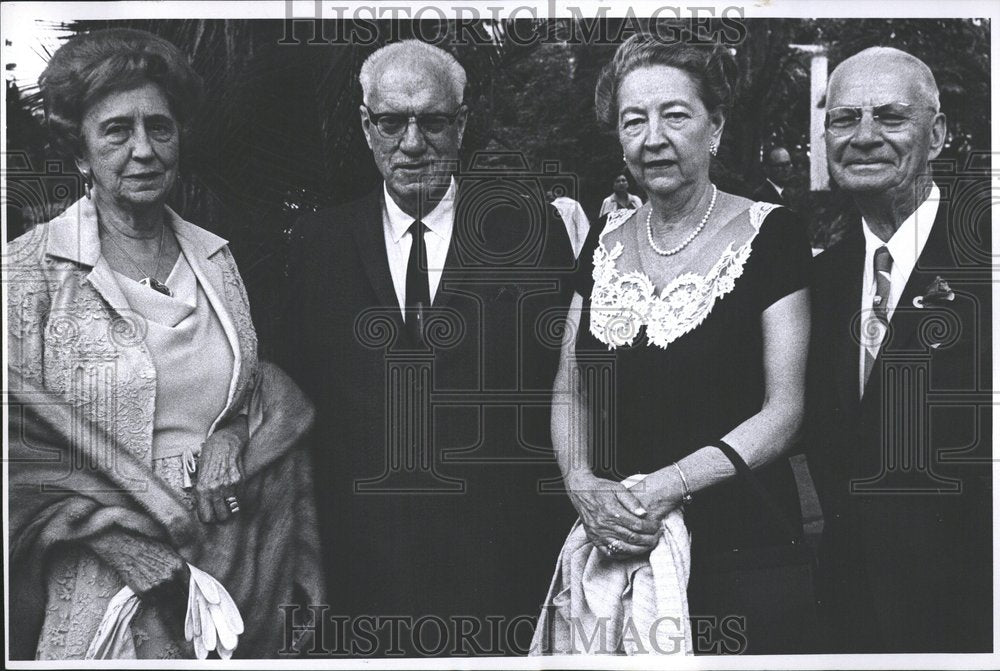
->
xmin=375 ymin=114 xmax=452 ymax=136
xmin=825 ymin=103 xmax=917 ymax=132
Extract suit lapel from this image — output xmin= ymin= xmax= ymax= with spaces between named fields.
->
xmin=431 ymin=202 xmax=463 ymax=313
xmin=172 ymin=226 xmax=243 ymax=416
xmin=350 ymin=190 xmax=401 ymax=311
xmin=85 ymin=256 xmax=135 ymax=316
xmin=886 ymin=203 xmax=953 ymax=349
xmin=833 ymin=227 xmax=866 ymax=415
xmin=860 ymin=203 xmax=952 ymax=414
xmin=770 ymin=183 xmax=784 ymax=205
xmin=44 ymin=198 xmax=134 ymax=317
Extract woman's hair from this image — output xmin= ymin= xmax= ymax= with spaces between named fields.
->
xmin=39 ymin=28 xmax=203 ymax=159
xmin=594 ymin=32 xmax=737 ymax=131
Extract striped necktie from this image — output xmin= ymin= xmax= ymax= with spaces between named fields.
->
xmin=862 ymin=245 xmax=893 ymax=392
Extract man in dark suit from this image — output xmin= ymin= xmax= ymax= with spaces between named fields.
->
xmin=282 ymin=40 xmax=575 ymax=656
xmin=808 ymin=47 xmax=991 ymax=653
xmin=751 ymin=146 xmax=792 ymax=205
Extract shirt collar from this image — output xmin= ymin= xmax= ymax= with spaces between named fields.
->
xmin=862 ymin=182 xmax=940 ymax=281
xmin=766 ymin=178 xmax=784 ymax=196
xmin=44 ymin=196 xmax=228 ymax=267
xmin=383 ymin=178 xmax=457 ymax=243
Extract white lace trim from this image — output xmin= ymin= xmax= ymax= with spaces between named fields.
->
xmin=589 ymin=202 xmax=779 ymax=349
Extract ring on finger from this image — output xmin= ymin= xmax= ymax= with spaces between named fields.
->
xmin=225 ymin=495 xmax=240 ymax=514
xmin=608 ymin=539 xmax=623 ymax=555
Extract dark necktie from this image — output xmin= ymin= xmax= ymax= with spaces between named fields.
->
xmin=405 ymin=220 xmax=430 ymax=348
xmin=862 ymin=245 xmax=893 ymax=392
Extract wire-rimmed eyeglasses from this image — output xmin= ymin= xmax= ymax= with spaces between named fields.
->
xmin=824 ymin=102 xmax=938 ymax=135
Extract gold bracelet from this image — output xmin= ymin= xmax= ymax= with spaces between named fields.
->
xmin=672 ymin=462 xmax=693 ymax=505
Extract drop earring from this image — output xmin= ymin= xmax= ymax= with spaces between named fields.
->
xmin=709 ymin=141 xmax=719 ymax=157
xmin=82 ymin=169 xmax=92 ymax=200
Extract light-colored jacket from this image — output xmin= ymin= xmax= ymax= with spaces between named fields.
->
xmin=6 ymin=197 xmax=258 ymax=466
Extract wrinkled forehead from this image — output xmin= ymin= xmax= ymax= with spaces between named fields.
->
xmin=827 ymin=60 xmax=930 ymax=108
xmin=84 ymin=82 xmax=175 ymax=122
xmin=367 ymin=62 xmax=458 ymax=112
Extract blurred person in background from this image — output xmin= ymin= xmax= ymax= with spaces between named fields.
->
xmin=547 ymin=188 xmax=591 ymax=258
xmin=598 ymin=172 xmax=643 ymax=217
xmin=751 ymin=146 xmax=793 ymax=206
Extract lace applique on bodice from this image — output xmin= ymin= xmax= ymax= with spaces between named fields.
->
xmin=590 ymin=202 xmax=779 ymax=349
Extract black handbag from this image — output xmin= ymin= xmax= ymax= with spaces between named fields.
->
xmin=693 ymin=440 xmax=821 ymax=655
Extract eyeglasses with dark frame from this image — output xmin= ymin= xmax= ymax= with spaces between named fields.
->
xmin=824 ymin=102 xmax=939 ymax=135
xmin=363 ymin=104 xmax=467 ymax=138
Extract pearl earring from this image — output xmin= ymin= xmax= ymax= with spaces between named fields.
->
xmin=709 ymin=141 xmax=719 ymax=157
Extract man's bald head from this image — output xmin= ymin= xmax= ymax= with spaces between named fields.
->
xmin=824 ymin=46 xmax=947 ymax=223
xmin=828 ymin=47 xmax=939 ymax=111
xmin=764 ymin=146 xmax=792 ymax=186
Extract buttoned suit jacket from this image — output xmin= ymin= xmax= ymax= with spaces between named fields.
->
xmin=282 ymin=185 xmax=576 ymax=631
xmin=807 ymin=194 xmax=992 ymax=652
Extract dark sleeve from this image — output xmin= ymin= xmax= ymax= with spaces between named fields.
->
xmin=745 ymin=206 xmax=812 ymax=312
xmin=572 ymin=213 xmax=609 ymax=299
xmin=275 ymin=213 xmax=316 ymax=388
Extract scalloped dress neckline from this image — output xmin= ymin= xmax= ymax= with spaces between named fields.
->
xmin=589 ymin=202 xmax=779 ymax=349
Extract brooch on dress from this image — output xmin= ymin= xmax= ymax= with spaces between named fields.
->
xmin=140 ymin=276 xmax=173 ymax=297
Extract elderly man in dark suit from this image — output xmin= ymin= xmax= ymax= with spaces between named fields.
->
xmin=282 ymin=40 xmax=575 ymax=656
xmin=751 ymin=146 xmax=792 ymax=205
xmin=808 ymin=47 xmax=991 ymax=653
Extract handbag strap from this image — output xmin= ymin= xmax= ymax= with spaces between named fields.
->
xmin=710 ymin=440 xmax=803 ymax=545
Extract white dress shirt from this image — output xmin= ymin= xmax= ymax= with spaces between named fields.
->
xmin=552 ymin=196 xmax=591 ymax=258
xmin=858 ymin=182 xmax=940 ymax=396
xmin=382 ymin=178 xmax=456 ymax=315
xmin=766 ymin=178 xmax=785 ymax=198
xmin=599 ymin=193 xmax=643 ymax=218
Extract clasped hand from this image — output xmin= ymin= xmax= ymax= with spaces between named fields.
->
xmin=193 ymin=415 xmax=248 ymax=524
xmin=566 ymin=472 xmax=665 ymax=559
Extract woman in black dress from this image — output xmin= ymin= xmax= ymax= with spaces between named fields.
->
xmin=551 ymin=33 xmax=812 ymax=651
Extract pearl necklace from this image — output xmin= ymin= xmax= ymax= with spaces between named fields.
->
xmin=645 ymin=184 xmax=718 ymax=256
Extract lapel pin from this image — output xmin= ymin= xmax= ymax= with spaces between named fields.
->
xmin=913 ymin=276 xmax=954 ymax=308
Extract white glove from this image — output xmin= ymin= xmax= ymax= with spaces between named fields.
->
xmin=85 ymin=586 xmax=141 ymax=659
xmin=183 ymin=563 xmax=245 ymax=659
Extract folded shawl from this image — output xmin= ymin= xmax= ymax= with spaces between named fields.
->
xmin=8 ymin=361 xmax=325 ymax=659
xmin=531 ymin=488 xmax=692 ymax=656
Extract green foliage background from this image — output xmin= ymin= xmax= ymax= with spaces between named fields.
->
xmin=4 ymin=18 xmax=990 ymax=352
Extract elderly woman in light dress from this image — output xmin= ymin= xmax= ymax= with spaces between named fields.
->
xmin=8 ymin=28 xmax=322 ymax=660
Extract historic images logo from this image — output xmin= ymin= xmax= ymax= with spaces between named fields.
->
xmin=280 ymin=2 xmax=748 ymax=47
